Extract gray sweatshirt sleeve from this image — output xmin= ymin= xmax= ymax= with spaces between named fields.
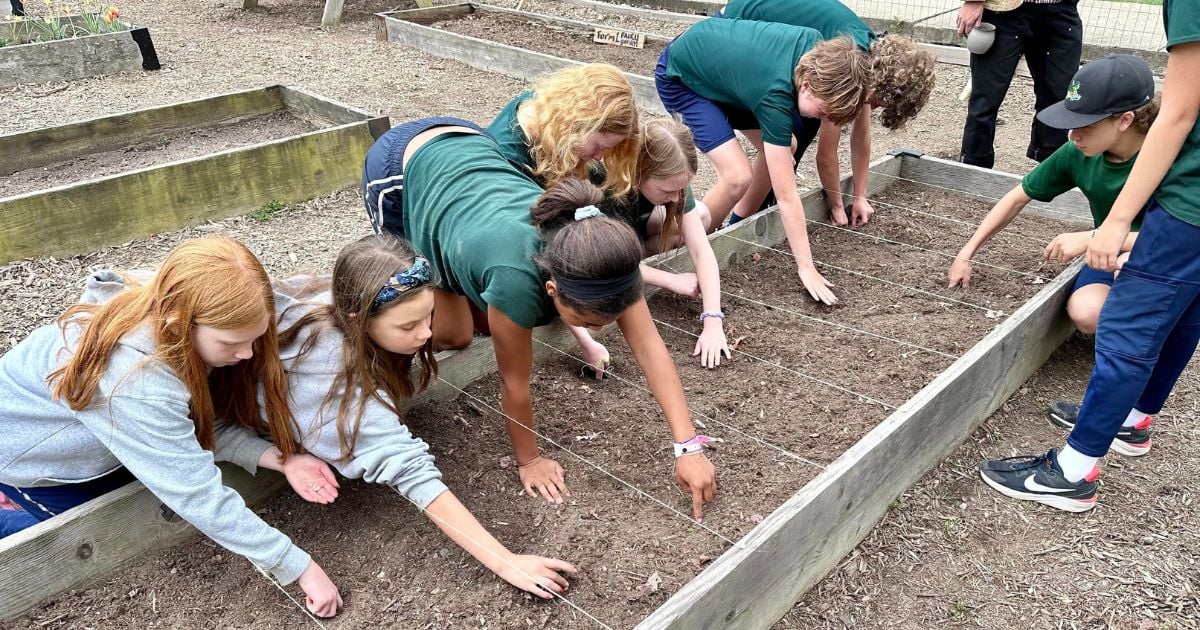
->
xmin=86 ymin=370 xmax=311 ymax=584
xmin=212 ymin=422 xmax=273 ymax=475
xmin=288 ymin=340 xmax=448 ymax=508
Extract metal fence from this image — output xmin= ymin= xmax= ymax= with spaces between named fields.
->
xmin=845 ymin=0 xmax=1166 ymax=54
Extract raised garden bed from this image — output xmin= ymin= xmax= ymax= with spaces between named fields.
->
xmin=0 ymin=151 xmax=1095 ymax=627
xmin=0 ymin=13 xmax=160 ymax=87
xmin=374 ymin=3 xmax=666 ymax=111
xmin=0 ymin=85 xmax=389 ymax=264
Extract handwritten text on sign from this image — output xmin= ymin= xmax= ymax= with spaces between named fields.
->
xmin=592 ymin=28 xmax=646 ymax=49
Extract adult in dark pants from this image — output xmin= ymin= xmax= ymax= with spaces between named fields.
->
xmin=957 ymin=0 xmax=1083 ymax=168
xmin=9 ymin=1 xmax=24 ymax=17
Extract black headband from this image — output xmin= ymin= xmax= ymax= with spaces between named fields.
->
xmin=553 ymin=269 xmax=641 ymax=300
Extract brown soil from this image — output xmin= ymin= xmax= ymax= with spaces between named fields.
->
xmin=0 ymin=111 xmax=316 ymax=198
xmin=3 ymin=181 xmax=1075 ymax=630
xmin=432 ymin=9 xmax=665 ymax=76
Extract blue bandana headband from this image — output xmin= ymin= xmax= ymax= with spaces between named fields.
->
xmin=371 ymin=257 xmax=432 ymax=313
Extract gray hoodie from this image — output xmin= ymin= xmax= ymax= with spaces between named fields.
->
xmin=272 ymin=284 xmax=448 ymax=509
xmin=0 ymin=271 xmax=311 ymax=584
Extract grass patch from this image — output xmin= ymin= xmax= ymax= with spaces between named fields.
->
xmin=250 ymin=199 xmax=285 ymax=222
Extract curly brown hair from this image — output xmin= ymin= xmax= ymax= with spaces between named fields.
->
xmin=793 ymin=36 xmax=872 ymax=126
xmin=1119 ymin=94 xmax=1160 ymax=134
xmin=868 ymin=34 xmax=937 ymax=130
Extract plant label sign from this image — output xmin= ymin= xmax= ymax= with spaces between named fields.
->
xmin=592 ymin=27 xmax=645 ymax=49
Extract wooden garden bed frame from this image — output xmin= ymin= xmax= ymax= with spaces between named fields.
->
xmin=0 ymin=150 xmax=1091 ymax=624
xmin=373 ymin=3 xmax=667 ymax=112
xmin=0 ymin=14 xmax=161 ymax=87
xmin=0 ymin=85 xmax=389 ymax=265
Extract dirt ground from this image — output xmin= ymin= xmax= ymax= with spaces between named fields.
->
xmin=3 ymin=0 xmax=1187 ymax=628
xmin=2 ymin=175 xmax=1075 ymax=629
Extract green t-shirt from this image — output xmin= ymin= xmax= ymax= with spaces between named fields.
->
xmin=486 ymin=91 xmax=538 ymax=179
xmin=402 ymin=133 xmax=556 ymax=329
xmin=666 ymin=19 xmax=820 ymax=147
xmin=1155 ymin=0 xmax=1200 ymax=226
xmin=720 ymin=0 xmax=875 ymax=51
xmin=1021 ymin=142 xmax=1144 ymax=231
xmin=599 ymin=186 xmax=697 ymax=239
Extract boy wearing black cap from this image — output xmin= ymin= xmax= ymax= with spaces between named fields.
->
xmin=977 ymin=0 xmax=1200 ymax=512
xmin=949 ymin=55 xmax=1158 ymax=338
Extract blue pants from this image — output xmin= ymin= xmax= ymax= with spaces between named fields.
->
xmin=0 ymin=469 xmax=135 ymax=538
xmin=1069 ymin=203 xmax=1200 ymax=457
xmin=362 ymin=116 xmax=485 ymax=236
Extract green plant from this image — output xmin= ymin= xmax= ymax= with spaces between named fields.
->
xmin=77 ymin=4 xmax=127 ymax=35
xmin=948 ymin=600 xmax=971 ymax=620
xmin=250 ymin=200 xmax=285 ymax=222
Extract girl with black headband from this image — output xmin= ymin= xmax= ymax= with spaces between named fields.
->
xmin=364 ymin=118 xmax=717 ymax=519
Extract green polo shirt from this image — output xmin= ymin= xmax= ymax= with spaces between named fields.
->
xmin=486 ymin=91 xmax=538 ymax=179
xmin=402 ymin=132 xmax=556 ymax=329
xmin=599 ymin=187 xmax=697 ymax=239
xmin=666 ymin=19 xmax=820 ymax=147
xmin=1155 ymin=0 xmax=1200 ymax=226
xmin=720 ymin=0 xmax=875 ymax=51
xmin=1021 ymin=142 xmax=1144 ymax=231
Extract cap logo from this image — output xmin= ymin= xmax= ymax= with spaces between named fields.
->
xmin=1066 ymin=80 xmax=1082 ymax=102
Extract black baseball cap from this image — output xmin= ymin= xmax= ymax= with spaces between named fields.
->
xmin=1037 ymin=55 xmax=1155 ymax=130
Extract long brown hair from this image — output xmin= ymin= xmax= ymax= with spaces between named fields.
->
xmin=279 ymin=234 xmax=437 ymax=461
xmin=48 ymin=237 xmax=300 ymax=458
xmin=637 ymin=117 xmax=699 ymax=253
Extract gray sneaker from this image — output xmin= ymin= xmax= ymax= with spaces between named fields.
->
xmin=1047 ymin=401 xmax=1152 ymax=457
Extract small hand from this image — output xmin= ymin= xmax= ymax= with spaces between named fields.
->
xmin=692 ymin=319 xmax=731 ymax=369
xmin=1086 ymin=221 xmax=1130 ymax=272
xmin=666 ymin=272 xmax=701 ymax=298
xmin=298 ymin=560 xmax=343 ymax=618
xmin=674 ymin=453 xmax=717 ymax=522
xmin=948 ymin=258 xmax=973 ymax=288
xmin=828 ymin=201 xmax=849 ymax=226
xmin=496 ymin=554 xmax=579 ymax=599
xmin=798 ymin=265 xmax=838 ymax=305
xmin=578 ymin=339 xmax=611 ymax=381
xmin=956 ymin=1 xmax=984 ymax=37
xmin=1043 ymin=231 xmax=1091 ymax=263
xmin=851 ymin=196 xmax=875 ymax=227
xmin=519 ymin=456 xmax=570 ymax=504
xmin=282 ymin=454 xmax=340 ymax=505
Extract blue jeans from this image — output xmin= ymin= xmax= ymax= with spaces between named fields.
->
xmin=0 ymin=468 xmax=135 ymax=538
xmin=1069 ymin=203 xmax=1200 ymax=457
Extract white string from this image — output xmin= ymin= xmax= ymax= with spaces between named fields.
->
xmin=819 ymin=186 xmax=1052 ymax=247
xmin=719 ymin=234 xmax=1002 ymax=314
xmin=391 ymin=489 xmax=613 ymax=629
xmin=529 ymin=336 xmax=826 ymax=470
xmin=652 ymin=256 xmax=959 ymax=357
xmin=435 ymin=377 xmax=742 ymax=547
xmin=809 ymin=220 xmax=1051 ymax=280
xmin=250 ymin=562 xmax=329 ymax=629
xmin=649 ymin=319 xmax=900 ymax=410
xmin=865 ymin=169 xmax=1094 ymax=225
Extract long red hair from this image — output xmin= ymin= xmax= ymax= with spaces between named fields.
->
xmin=48 ymin=237 xmax=300 ymax=458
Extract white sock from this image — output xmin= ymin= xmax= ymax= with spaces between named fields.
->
xmin=1123 ymin=408 xmax=1151 ymax=428
xmin=1056 ymin=445 xmax=1099 ymax=483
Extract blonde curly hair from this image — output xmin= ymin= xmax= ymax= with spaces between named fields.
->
xmin=794 ymin=37 xmax=872 ymax=126
xmin=868 ymin=34 xmax=937 ymax=130
xmin=525 ymin=64 xmax=640 ymax=196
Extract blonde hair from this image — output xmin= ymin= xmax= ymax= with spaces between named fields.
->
xmin=49 ymin=237 xmax=300 ymax=458
xmin=525 ymin=64 xmax=640 ymax=196
xmin=280 ymin=234 xmax=436 ymax=461
xmin=637 ymin=117 xmax=698 ymax=252
xmin=868 ymin=34 xmax=937 ymax=130
xmin=794 ymin=37 xmax=872 ymax=126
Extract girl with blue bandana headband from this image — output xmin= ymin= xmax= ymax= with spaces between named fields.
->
xmin=271 ymin=234 xmax=578 ymax=601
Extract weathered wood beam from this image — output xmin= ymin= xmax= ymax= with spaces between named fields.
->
xmin=0 ymin=25 xmax=160 ymax=88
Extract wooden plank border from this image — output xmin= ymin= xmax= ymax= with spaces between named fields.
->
xmin=373 ymin=3 xmax=666 ymax=112
xmin=0 ymin=21 xmax=160 ymax=88
xmin=637 ymin=153 xmax=1080 ymax=629
xmin=0 ymin=86 xmax=389 ymax=264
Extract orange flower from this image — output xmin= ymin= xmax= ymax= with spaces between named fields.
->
xmin=102 ymin=6 xmax=119 ymax=24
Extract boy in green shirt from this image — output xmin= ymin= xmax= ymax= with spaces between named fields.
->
xmin=949 ymin=55 xmax=1157 ymax=336
xmin=655 ymin=18 xmax=870 ymax=304
xmin=978 ymin=1 xmax=1200 ymax=512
